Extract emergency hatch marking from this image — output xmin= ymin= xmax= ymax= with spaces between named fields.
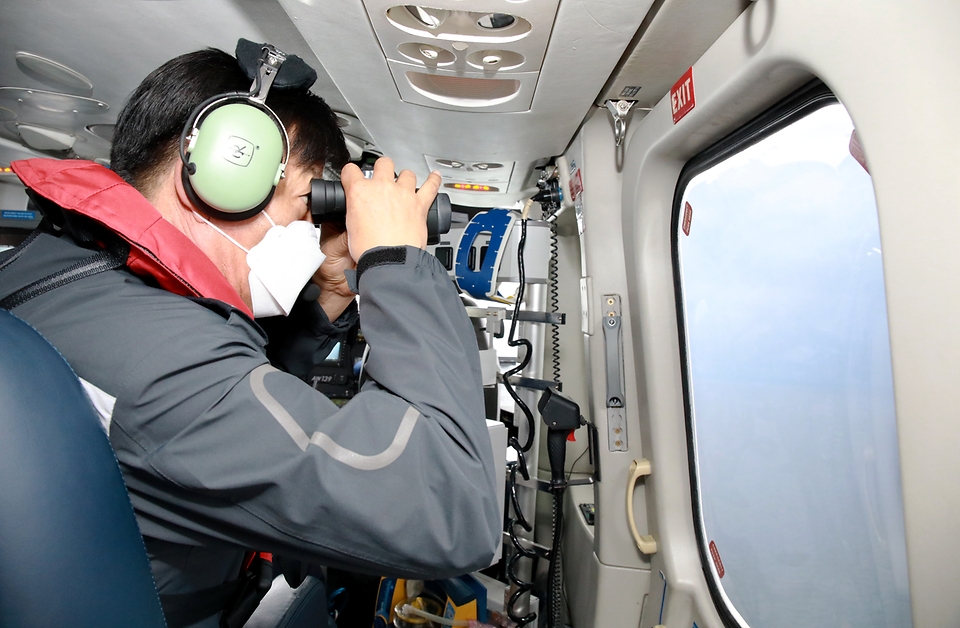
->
xmin=709 ymin=540 xmax=725 ymax=578
xmin=79 ymin=376 xmax=116 ymax=434
xmin=682 ymin=201 xmax=693 ymax=236
xmin=250 ymin=365 xmax=419 ymax=470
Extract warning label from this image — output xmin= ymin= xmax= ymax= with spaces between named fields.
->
xmin=670 ymin=67 xmax=695 ymax=124
xmin=709 ymin=540 xmax=725 ymax=578
xmin=569 ymin=167 xmax=583 ymax=202
xmin=682 ymin=201 xmax=693 ymax=236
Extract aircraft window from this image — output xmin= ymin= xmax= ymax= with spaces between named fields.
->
xmin=674 ymin=96 xmax=911 ymax=628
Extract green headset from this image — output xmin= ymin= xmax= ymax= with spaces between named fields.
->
xmin=179 ymin=43 xmax=291 ymax=221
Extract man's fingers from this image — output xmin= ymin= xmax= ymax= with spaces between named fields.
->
xmin=372 ymin=156 xmax=395 ymax=180
xmin=395 ymin=169 xmax=418 ymax=190
xmin=416 ymin=170 xmax=442 ymax=207
xmin=340 ymin=163 xmax=363 ymax=191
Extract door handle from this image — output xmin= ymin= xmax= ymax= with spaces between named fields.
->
xmin=627 ymin=458 xmax=657 ymax=554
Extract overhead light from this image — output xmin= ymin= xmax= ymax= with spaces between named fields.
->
xmin=446 ymin=183 xmax=499 ymax=192
xmin=15 ymin=123 xmax=75 ymax=151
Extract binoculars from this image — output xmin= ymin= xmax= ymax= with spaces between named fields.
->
xmin=310 ymin=180 xmax=452 ymax=245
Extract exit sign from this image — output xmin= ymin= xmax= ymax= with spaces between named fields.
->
xmin=670 ymin=67 xmax=695 ymax=124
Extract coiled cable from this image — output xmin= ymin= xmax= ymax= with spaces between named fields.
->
xmin=547 ymin=217 xmax=561 ymax=389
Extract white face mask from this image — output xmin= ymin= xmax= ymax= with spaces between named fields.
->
xmin=194 ymin=210 xmax=326 ymax=317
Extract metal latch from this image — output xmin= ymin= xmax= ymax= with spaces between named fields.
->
xmin=602 ymin=294 xmax=627 ymax=451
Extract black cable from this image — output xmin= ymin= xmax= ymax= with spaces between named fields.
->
xmin=501 ymin=218 xmax=536 ymax=452
xmin=547 ymin=488 xmax=565 ymax=628
xmin=502 ymin=211 xmax=539 ymax=627
xmin=506 ymin=462 xmax=539 ymax=628
xmin=566 ymin=446 xmax=590 ymax=483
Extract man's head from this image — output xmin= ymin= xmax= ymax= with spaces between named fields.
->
xmin=110 ymin=48 xmax=351 ymax=313
xmin=111 ymin=48 xmax=348 ymax=201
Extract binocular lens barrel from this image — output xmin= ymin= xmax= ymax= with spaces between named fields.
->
xmin=309 ymin=180 xmax=452 ymax=245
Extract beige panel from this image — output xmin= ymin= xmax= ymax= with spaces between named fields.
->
xmin=564 ymin=483 xmax=652 ymax=628
xmin=619 ymin=1 xmax=960 ymax=626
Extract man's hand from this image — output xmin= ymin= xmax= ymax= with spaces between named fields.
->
xmin=340 ymin=157 xmax=442 ymax=260
xmin=313 ymin=224 xmax=356 ymax=321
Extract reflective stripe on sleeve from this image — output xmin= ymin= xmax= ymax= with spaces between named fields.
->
xmin=249 ymin=364 xmax=419 ymax=470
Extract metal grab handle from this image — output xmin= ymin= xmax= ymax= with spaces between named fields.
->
xmin=604 ymin=99 xmax=636 ymax=147
xmin=626 ymin=458 xmax=657 ymax=554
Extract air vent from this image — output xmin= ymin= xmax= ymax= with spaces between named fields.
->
xmin=366 ymin=0 xmax=558 ymax=113
xmin=398 ymin=42 xmax=456 ymax=66
xmin=386 ymin=5 xmax=532 ymax=43
xmin=465 ymin=49 xmax=525 ymax=71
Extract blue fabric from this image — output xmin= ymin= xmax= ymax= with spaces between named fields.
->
xmin=0 ymin=309 xmax=167 ymax=628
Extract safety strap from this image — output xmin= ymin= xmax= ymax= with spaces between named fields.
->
xmin=0 ymin=228 xmax=42 ymax=275
xmin=0 ymin=241 xmax=127 ymax=310
xmin=0 ymin=234 xmax=128 ymax=310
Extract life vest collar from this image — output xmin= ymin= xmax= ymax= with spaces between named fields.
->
xmin=11 ymin=159 xmax=252 ymax=317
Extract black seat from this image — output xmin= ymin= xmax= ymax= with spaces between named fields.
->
xmin=0 ymin=309 xmax=167 ymax=628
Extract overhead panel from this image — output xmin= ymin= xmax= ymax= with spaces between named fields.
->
xmin=279 ymin=0 xmax=655 ymax=207
xmin=598 ymin=0 xmax=751 ymax=108
xmin=364 ymin=0 xmax=560 ymax=113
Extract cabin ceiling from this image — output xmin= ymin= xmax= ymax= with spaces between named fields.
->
xmin=0 ymin=0 xmax=748 ymax=208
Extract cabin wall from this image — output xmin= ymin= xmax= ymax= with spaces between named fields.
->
xmin=572 ymin=0 xmax=960 ymax=626
xmin=558 ymin=106 xmax=659 ymax=628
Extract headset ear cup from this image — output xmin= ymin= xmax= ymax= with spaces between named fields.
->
xmin=181 ymin=166 xmax=276 ymax=222
xmin=185 ymin=102 xmax=285 ymax=218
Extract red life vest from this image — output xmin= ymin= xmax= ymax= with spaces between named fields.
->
xmin=11 ymin=159 xmax=253 ymax=318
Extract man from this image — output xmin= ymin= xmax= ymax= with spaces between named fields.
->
xmin=0 ymin=46 xmax=500 ymax=627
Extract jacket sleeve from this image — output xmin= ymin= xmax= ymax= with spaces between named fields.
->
xmin=110 ymin=247 xmax=501 ymax=578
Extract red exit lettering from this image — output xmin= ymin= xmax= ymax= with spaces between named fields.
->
xmin=670 ymin=67 xmax=696 ymax=124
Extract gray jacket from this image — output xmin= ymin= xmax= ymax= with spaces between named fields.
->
xmin=0 ymin=160 xmax=500 ymax=627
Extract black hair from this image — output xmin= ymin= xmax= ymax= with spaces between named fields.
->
xmin=110 ymin=48 xmax=348 ymax=197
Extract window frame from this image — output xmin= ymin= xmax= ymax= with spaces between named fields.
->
xmin=670 ymin=79 xmax=839 ymax=628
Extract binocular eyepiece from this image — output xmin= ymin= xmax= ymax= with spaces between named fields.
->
xmin=309 ymin=180 xmax=452 ymax=246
